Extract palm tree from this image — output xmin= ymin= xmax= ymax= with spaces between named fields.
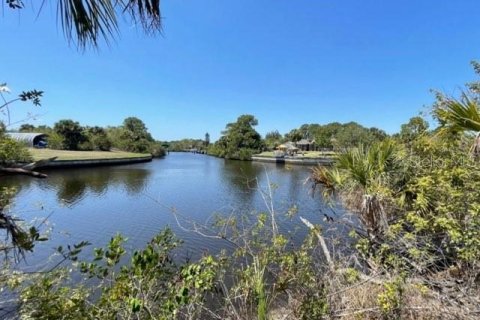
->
xmin=6 ymin=0 xmax=162 ymax=49
xmin=434 ymin=93 xmax=480 ymax=156
xmin=311 ymin=140 xmax=401 ymax=237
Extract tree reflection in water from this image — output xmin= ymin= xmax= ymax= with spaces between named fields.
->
xmin=1 ymin=167 xmax=152 ymax=207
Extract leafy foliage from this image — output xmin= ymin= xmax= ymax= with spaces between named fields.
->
xmin=81 ymin=126 xmax=112 ymax=151
xmin=208 ymin=114 xmax=263 ymax=160
xmin=18 ymin=117 xmax=165 ymax=156
xmin=54 ymin=119 xmax=86 ymax=150
xmin=399 ymin=116 xmax=429 ymax=143
xmin=0 ymin=136 xmax=32 ymax=165
xmin=17 ymin=229 xmax=219 ymax=319
xmin=264 ymin=130 xmax=283 ymax=150
xmin=109 ymin=117 xmax=157 ymax=154
xmin=18 ymin=90 xmax=43 ymax=106
xmin=313 ymin=112 xmax=480 ymax=276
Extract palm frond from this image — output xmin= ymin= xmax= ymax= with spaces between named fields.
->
xmin=310 ymin=166 xmax=342 ymax=191
xmin=57 ymin=0 xmax=118 ymax=49
xmin=122 ymin=0 xmax=162 ymax=34
xmin=335 ymin=139 xmax=399 ymax=190
xmin=55 ymin=0 xmax=162 ymax=49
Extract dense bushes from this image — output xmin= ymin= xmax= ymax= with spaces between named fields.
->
xmin=309 ymin=119 xmax=480 ymax=318
xmin=0 ymin=123 xmax=32 ymax=165
xmin=0 ymin=136 xmax=32 ymax=165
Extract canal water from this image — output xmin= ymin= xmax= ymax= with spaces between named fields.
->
xmin=2 ymin=153 xmax=347 ymax=270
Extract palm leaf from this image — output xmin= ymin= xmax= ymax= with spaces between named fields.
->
xmin=54 ymin=0 xmax=162 ymax=49
xmin=435 ymin=93 xmax=480 ymax=133
xmin=335 ymin=140 xmax=399 ymax=189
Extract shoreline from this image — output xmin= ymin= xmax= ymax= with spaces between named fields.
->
xmin=27 ymin=148 xmax=153 ymax=169
xmin=34 ymin=155 xmax=153 ymax=169
xmin=251 ymin=155 xmax=334 ymax=166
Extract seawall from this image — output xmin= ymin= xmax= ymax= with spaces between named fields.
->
xmin=251 ymin=156 xmax=333 ymax=166
xmin=35 ymin=155 xmax=153 ymax=169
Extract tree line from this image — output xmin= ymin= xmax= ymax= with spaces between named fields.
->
xmin=16 ymin=117 xmax=165 ymax=157
xmin=204 ymin=114 xmax=389 ymax=160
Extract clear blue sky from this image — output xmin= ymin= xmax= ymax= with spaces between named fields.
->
xmin=1 ymin=0 xmax=480 ymax=141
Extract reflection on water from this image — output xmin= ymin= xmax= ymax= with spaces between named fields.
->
xmin=1 ymin=153 xmax=344 ymax=267
xmin=221 ymin=159 xmax=264 ymax=208
xmin=2 ymin=167 xmax=152 ymax=207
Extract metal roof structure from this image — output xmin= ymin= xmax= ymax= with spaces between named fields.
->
xmin=6 ymin=132 xmax=48 ymax=147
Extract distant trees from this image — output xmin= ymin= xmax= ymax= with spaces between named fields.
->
xmin=264 ymin=130 xmax=283 ymax=150
xmin=53 ymin=120 xmax=86 ymax=150
xmin=19 ymin=124 xmax=35 ymax=132
xmin=167 ymin=139 xmax=205 ymax=152
xmin=333 ymin=122 xmax=380 ymax=148
xmin=106 ymin=117 xmax=165 ymax=157
xmin=224 ymin=114 xmax=263 ymax=150
xmin=285 ymin=122 xmax=388 ymax=149
xmin=112 ymin=117 xmax=155 ymax=153
xmin=207 ymin=116 xmax=389 ymax=159
xmin=123 ymin=117 xmax=153 ymax=141
xmin=208 ymin=114 xmax=263 ymax=160
xmin=399 ymin=116 xmax=429 ymax=143
xmin=285 ymin=129 xmax=303 ymax=143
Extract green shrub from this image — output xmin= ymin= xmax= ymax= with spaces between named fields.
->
xmin=0 ymin=136 xmax=32 ymax=165
xmin=46 ymin=132 xmax=64 ymax=150
xmin=149 ymin=142 xmax=166 ymax=157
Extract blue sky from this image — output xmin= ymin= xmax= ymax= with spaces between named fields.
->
xmin=1 ymin=0 xmax=480 ymax=141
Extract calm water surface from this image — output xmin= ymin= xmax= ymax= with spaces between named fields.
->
xmin=2 ymin=153 xmax=346 ymax=269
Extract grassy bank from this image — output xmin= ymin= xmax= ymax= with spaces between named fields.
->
xmin=29 ymin=148 xmax=150 ymax=161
